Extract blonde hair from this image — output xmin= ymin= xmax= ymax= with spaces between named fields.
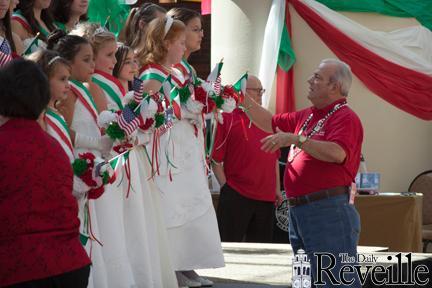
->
xmin=70 ymin=22 xmax=116 ymax=56
xmin=137 ymin=17 xmax=185 ymax=66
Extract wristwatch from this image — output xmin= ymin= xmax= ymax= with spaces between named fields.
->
xmin=297 ymin=135 xmax=308 ymax=149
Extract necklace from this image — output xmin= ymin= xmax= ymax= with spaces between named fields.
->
xmin=287 ymin=101 xmax=348 ymax=163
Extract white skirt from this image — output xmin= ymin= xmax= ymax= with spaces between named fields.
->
xmin=124 ymin=147 xmax=178 ymax=287
xmin=167 ymin=205 xmax=225 ymax=270
xmin=92 ymin=170 xmax=136 ymax=288
xmin=153 ymin=120 xmax=225 ymax=271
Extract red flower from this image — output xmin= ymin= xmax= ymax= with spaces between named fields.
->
xmin=205 ymin=98 xmax=216 ymax=113
xmin=194 ymin=86 xmax=216 ymax=113
xmin=88 ymin=186 xmax=105 ymax=199
xmin=113 ymin=143 xmax=133 ymax=154
xmin=80 ymin=170 xmax=96 ymax=187
xmin=194 ymin=86 xmax=207 ymax=103
xmin=139 ymin=118 xmax=155 ymax=130
xmin=79 ymin=152 xmax=95 ymax=164
xmin=222 ymin=85 xmax=243 ymax=104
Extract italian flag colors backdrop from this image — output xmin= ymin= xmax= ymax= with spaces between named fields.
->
xmin=258 ymin=0 xmax=432 ymax=120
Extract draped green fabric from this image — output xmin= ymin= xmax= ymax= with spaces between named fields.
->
xmin=316 ymin=0 xmax=432 ymax=30
xmin=277 ymin=22 xmax=296 ymax=72
xmin=87 ymin=0 xmax=130 ymax=36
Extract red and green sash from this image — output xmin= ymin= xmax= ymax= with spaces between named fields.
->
xmin=70 ymin=79 xmax=99 ymax=125
xmin=140 ymin=63 xmax=184 ymax=119
xmin=12 ymin=10 xmax=49 ymax=37
xmin=45 ymin=108 xmax=74 ymax=161
xmin=139 ymin=63 xmax=184 ymax=88
xmin=92 ymin=70 xmax=126 ymax=110
xmin=175 ymin=59 xmax=196 ymax=83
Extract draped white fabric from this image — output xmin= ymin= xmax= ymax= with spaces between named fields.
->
xmin=258 ymin=0 xmax=285 ymax=108
xmin=303 ymin=0 xmax=432 ymax=75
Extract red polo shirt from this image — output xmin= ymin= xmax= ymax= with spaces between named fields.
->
xmin=0 ymin=119 xmax=91 ymax=286
xmin=213 ymin=109 xmax=279 ymax=202
xmin=272 ymin=99 xmax=363 ymax=197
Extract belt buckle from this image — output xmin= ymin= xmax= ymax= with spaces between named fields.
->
xmin=288 ymin=197 xmax=297 ymax=207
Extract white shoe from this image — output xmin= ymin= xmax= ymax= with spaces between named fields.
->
xmin=194 ymin=276 xmax=213 ymax=287
xmin=176 ymin=272 xmax=202 ymax=288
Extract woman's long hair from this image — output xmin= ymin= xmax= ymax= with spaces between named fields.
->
xmin=140 ymin=17 xmax=185 ymax=66
xmin=1 ymin=10 xmax=16 ymax=52
xmin=50 ymin=0 xmax=88 ymax=25
xmin=16 ymin=0 xmax=56 ymax=41
xmin=119 ymin=3 xmax=166 ymax=48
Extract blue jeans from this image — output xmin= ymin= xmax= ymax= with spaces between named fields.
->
xmin=289 ymin=194 xmax=361 ymax=288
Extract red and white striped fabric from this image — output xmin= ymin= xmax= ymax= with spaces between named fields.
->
xmin=290 ymin=0 xmax=432 ymax=120
xmin=260 ymin=0 xmax=432 ymax=120
xmin=213 ymin=76 xmax=222 ymax=95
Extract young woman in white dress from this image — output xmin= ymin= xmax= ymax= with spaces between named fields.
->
xmin=69 ymin=23 xmax=142 ymax=288
xmin=48 ymin=31 xmax=112 ymax=288
xmin=28 ymin=49 xmax=73 ymax=160
xmin=138 ymin=16 xmax=224 ymax=287
xmin=168 ymin=8 xmax=225 ymax=287
xmin=111 ymin=42 xmax=179 ymax=288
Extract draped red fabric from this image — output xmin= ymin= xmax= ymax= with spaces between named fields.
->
xmin=290 ymin=0 xmax=432 ymax=120
xmin=276 ymin=2 xmax=296 ymax=113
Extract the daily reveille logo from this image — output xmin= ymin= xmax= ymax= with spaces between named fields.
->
xmin=292 ymin=251 xmax=430 ymax=287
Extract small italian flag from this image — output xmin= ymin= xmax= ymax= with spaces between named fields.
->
xmin=163 ymin=76 xmax=182 ymax=120
xmin=233 ymin=73 xmax=248 ymax=95
xmin=207 ymin=60 xmax=224 ymax=83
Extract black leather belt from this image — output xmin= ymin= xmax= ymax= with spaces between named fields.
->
xmin=287 ymin=186 xmax=350 ymax=207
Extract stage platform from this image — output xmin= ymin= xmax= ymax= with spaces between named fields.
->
xmin=197 ymin=242 xmax=431 ymax=287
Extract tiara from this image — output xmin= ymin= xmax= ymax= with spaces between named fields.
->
xmin=164 ymin=16 xmax=174 ymax=38
xmin=94 ymin=26 xmax=108 ymax=36
xmin=48 ymin=56 xmax=62 ymax=66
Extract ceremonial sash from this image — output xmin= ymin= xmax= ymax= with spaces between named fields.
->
xmin=140 ymin=64 xmax=184 ymax=120
xmin=92 ymin=70 xmax=126 ymax=110
xmin=12 ymin=11 xmax=32 ymax=34
xmin=12 ymin=11 xmax=49 ymax=37
xmin=45 ymin=108 xmax=74 ymax=162
xmin=175 ymin=59 xmax=196 ymax=83
xmin=70 ymin=80 xmax=99 ymax=125
xmin=139 ymin=63 xmax=184 ymax=87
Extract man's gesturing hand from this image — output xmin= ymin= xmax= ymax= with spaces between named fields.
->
xmin=260 ymin=127 xmax=297 ymax=153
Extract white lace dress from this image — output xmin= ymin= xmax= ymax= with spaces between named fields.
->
xmin=90 ymin=85 xmax=136 ymax=288
xmin=126 ymin=140 xmax=178 ymax=287
xmin=96 ymin=77 xmax=177 ymax=287
xmin=141 ymin=64 xmax=224 ymax=271
xmin=71 ymin=95 xmax=110 ymax=288
xmin=154 ymin=119 xmax=225 ymax=270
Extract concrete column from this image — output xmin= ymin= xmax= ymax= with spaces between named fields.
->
xmin=211 ymin=0 xmax=271 ymax=84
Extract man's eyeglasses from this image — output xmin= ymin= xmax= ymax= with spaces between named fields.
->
xmin=246 ymin=87 xmax=266 ymax=95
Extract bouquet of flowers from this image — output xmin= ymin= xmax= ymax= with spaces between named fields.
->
xmin=98 ymin=77 xmax=176 ymax=143
xmin=175 ymin=61 xmax=248 ymax=116
xmin=72 ymin=152 xmax=115 ymax=199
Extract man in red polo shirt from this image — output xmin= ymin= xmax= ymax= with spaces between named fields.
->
xmin=243 ymin=59 xmax=363 ymax=288
xmin=212 ymin=75 xmax=282 ymax=242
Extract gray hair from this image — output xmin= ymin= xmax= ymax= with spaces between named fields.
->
xmin=321 ymin=58 xmax=352 ymax=96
